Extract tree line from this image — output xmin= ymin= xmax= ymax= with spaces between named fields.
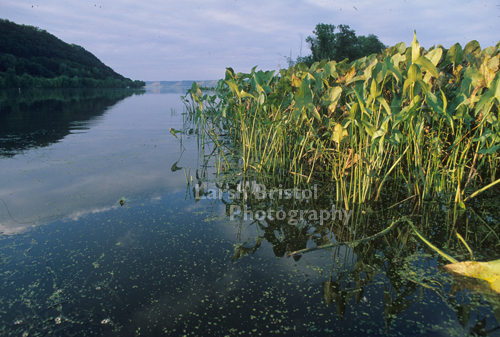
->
xmin=288 ymin=23 xmax=387 ymax=67
xmin=0 ymin=19 xmax=145 ymax=89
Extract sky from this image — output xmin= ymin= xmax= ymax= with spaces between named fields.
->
xmin=1 ymin=0 xmax=499 ymax=81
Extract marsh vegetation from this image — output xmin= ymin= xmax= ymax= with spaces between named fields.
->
xmin=183 ymin=33 xmax=500 ymax=208
xmin=176 ymin=34 xmax=500 ymax=334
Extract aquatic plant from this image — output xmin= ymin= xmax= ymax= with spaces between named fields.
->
xmin=183 ymin=33 xmax=500 ymax=207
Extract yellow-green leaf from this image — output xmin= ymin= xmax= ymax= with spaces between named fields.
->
xmin=323 ymin=86 xmax=342 ymax=113
xmin=407 ymin=63 xmax=421 ymax=82
xmin=415 ymin=56 xmax=439 ymax=78
xmin=425 ymin=48 xmax=443 ymax=66
xmin=332 ymin=123 xmax=348 ymax=144
xmin=395 ymin=41 xmax=406 ymax=54
xmin=292 ymin=73 xmax=301 ymax=87
xmin=444 ymin=259 xmax=500 ymax=294
xmin=411 ymin=31 xmax=421 ymax=63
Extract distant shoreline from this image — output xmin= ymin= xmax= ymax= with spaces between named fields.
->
xmin=145 ymin=80 xmax=218 ymax=88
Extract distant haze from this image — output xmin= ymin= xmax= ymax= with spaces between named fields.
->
xmin=1 ymin=0 xmax=499 ymax=81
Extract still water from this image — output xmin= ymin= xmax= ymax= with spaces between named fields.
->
xmin=0 ymin=89 xmax=498 ymax=336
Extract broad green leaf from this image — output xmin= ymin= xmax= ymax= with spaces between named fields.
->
xmin=447 ymin=43 xmax=464 ymax=68
xmin=488 ymin=68 xmax=500 ymax=100
xmin=240 ymin=91 xmax=256 ymax=100
xmin=225 ymin=67 xmax=236 ymax=80
xmin=311 ymin=106 xmax=322 ymax=121
xmin=383 ymin=56 xmax=402 ymax=83
xmin=363 ymin=59 xmax=377 ymax=80
xmin=343 ymin=66 xmax=357 ymax=83
xmin=225 ymin=80 xmax=241 ymax=100
xmin=475 ymin=88 xmax=496 ymax=114
xmin=403 ymin=64 xmax=421 ymax=97
xmin=352 ymin=83 xmax=367 ymax=114
xmin=372 ymin=126 xmax=386 ymax=140
xmin=391 ymin=129 xmax=403 ymax=144
xmin=373 ymin=61 xmax=386 ymax=84
xmin=346 ymin=75 xmax=366 ymax=85
xmin=293 ymin=77 xmax=316 ymax=121
xmin=322 ymin=86 xmax=342 ymax=113
xmin=426 ymin=90 xmax=454 ymax=132
xmin=370 ymin=78 xmax=380 ymax=98
xmin=407 ymin=63 xmax=421 ymax=82
xmin=324 ymin=61 xmax=338 ymax=78
xmin=390 ymin=95 xmax=401 ymax=116
xmin=296 ymin=62 xmax=309 ymax=73
xmin=360 ymin=120 xmax=376 ymax=137
xmin=415 ymin=56 xmax=439 ymax=78
xmin=462 ymin=66 xmax=483 ymax=89
xmin=391 ymin=53 xmax=405 ymax=67
xmin=262 ymin=70 xmax=276 ymax=85
xmin=349 ymin=102 xmax=361 ymax=120
xmin=464 ymin=40 xmax=481 ymax=56
xmin=253 ymin=72 xmax=264 ymax=87
xmin=395 ymin=41 xmax=406 ymax=54
xmin=425 ymin=91 xmax=443 ymax=114
xmin=450 ymin=93 xmax=468 ymax=115
xmin=249 ymin=77 xmax=263 ymax=96
xmin=477 ymin=145 xmax=500 ymax=155
xmin=190 ymin=81 xmax=202 ymax=97
xmin=376 ymin=96 xmax=391 ymax=116
xmin=425 ymin=47 xmax=443 ymax=66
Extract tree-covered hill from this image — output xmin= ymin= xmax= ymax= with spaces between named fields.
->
xmin=0 ymin=19 xmax=145 ymax=89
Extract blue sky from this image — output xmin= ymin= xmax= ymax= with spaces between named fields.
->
xmin=1 ymin=0 xmax=499 ymax=81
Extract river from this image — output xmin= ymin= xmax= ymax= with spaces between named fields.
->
xmin=0 ymin=88 xmax=498 ymax=336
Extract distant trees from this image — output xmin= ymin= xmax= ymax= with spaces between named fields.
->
xmin=289 ymin=23 xmax=387 ymax=67
xmin=0 ymin=68 xmax=146 ymax=89
xmin=0 ymin=19 xmax=145 ymax=89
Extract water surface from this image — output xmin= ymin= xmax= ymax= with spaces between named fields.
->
xmin=0 ymin=88 xmax=498 ymax=336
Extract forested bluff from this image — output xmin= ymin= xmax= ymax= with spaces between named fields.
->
xmin=0 ymin=19 xmax=145 ymax=89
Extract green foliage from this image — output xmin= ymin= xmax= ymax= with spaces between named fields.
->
xmin=185 ymin=33 xmax=500 ymax=206
xmin=290 ymin=23 xmax=387 ymax=67
xmin=306 ymin=23 xmax=336 ymax=62
xmin=0 ymin=19 xmax=145 ymax=88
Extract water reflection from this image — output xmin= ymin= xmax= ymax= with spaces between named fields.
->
xmin=180 ymin=132 xmax=500 ymax=335
xmin=0 ymin=89 xmax=197 ymax=234
xmin=0 ymin=89 xmax=144 ymax=157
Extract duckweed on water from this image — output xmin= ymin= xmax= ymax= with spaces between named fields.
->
xmin=1 ymin=191 xmax=498 ymax=336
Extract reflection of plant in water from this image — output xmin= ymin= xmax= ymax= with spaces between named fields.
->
xmin=231 ymin=237 xmax=264 ymax=262
xmin=317 ymin=224 xmax=421 ymax=328
xmin=188 ymin=172 xmax=500 ymax=332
